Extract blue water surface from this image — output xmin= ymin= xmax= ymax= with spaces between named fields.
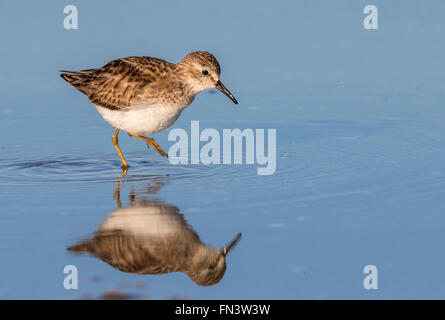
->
xmin=0 ymin=0 xmax=444 ymax=299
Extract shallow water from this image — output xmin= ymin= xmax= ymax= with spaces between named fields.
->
xmin=1 ymin=1 xmax=445 ymax=299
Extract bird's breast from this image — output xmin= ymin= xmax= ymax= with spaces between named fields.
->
xmin=95 ymin=102 xmax=185 ymax=136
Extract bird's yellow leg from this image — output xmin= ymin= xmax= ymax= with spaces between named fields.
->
xmin=112 ymin=129 xmax=129 ymax=168
xmin=113 ymin=183 xmax=123 ymax=208
xmin=128 ymin=133 xmax=168 ymax=158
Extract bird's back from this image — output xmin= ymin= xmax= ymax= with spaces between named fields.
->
xmin=60 ymin=56 xmax=174 ymax=110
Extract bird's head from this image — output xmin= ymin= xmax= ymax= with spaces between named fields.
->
xmin=179 ymin=51 xmax=238 ymax=104
xmin=187 ymin=233 xmax=242 ymax=286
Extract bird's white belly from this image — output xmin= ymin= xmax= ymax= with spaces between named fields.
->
xmin=100 ymin=206 xmax=184 ymax=238
xmin=95 ymin=104 xmax=183 ymax=135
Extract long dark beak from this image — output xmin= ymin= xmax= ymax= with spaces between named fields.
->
xmin=215 ymin=80 xmax=238 ymax=104
xmin=222 ymin=233 xmax=242 ymax=256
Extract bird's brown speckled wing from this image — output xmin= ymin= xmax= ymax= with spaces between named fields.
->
xmin=60 ymin=57 xmax=172 ymax=110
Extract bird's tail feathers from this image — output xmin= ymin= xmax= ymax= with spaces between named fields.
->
xmin=59 ymin=69 xmax=95 ymax=95
xmin=67 ymin=242 xmax=91 ymax=253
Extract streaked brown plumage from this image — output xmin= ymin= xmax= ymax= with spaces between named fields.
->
xmin=61 ymin=57 xmax=183 ymax=111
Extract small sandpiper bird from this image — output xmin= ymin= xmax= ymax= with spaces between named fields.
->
xmin=60 ymin=51 xmax=238 ymax=169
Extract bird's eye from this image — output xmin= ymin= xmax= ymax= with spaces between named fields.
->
xmin=202 ymin=70 xmax=209 ymax=76
xmin=208 ymin=264 xmax=215 ymax=270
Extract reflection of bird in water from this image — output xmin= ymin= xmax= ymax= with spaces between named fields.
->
xmin=68 ymin=195 xmax=241 ymax=286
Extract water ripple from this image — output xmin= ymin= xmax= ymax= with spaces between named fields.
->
xmin=0 ymin=152 xmax=252 ymax=186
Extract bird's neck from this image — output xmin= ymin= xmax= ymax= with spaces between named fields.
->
xmin=173 ymin=63 xmax=206 ymax=97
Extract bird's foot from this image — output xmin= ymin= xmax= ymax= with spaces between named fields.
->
xmin=146 ymin=138 xmax=168 ymax=158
